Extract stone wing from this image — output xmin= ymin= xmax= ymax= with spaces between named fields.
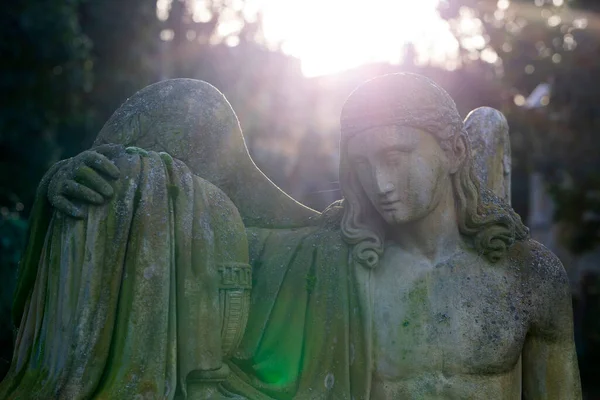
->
xmin=464 ymin=107 xmax=511 ymax=203
xmin=93 ymin=78 xmax=319 ymax=229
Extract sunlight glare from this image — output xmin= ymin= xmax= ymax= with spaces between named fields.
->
xmin=254 ymin=0 xmax=459 ymax=77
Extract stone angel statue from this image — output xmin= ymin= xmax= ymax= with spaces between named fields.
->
xmin=0 ymin=74 xmax=581 ymax=399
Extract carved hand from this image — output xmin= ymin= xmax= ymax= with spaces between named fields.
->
xmin=47 ymin=144 xmax=121 ymax=218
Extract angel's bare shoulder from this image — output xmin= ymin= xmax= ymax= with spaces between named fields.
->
xmin=508 ymin=239 xmax=572 ymax=338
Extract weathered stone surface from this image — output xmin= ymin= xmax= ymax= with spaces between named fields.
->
xmin=94 ymin=79 xmax=318 ymax=229
xmin=1 ymin=149 xmax=250 ymax=399
xmin=466 ymin=106 xmax=511 ymax=203
xmin=0 ymin=73 xmax=581 ymax=399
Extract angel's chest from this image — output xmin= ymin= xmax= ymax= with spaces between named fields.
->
xmin=371 ymin=257 xmax=529 ymax=379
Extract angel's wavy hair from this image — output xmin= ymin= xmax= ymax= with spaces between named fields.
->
xmin=339 ymin=73 xmax=529 ymax=269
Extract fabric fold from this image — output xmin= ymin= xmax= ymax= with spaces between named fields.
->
xmin=0 ymin=149 xmax=248 ymax=399
xmin=224 ymin=227 xmax=371 ymax=400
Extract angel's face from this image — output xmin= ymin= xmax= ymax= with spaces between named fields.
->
xmin=347 ymin=125 xmax=454 ymax=225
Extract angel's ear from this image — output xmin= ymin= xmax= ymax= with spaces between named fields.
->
xmin=450 ymin=133 xmax=467 ymax=174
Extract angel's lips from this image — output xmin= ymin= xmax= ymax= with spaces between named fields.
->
xmin=379 ymin=200 xmax=400 ymax=210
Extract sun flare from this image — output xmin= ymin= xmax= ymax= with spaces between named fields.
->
xmin=258 ymin=0 xmax=459 ymax=77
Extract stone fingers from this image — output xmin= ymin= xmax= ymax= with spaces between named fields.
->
xmin=82 ymin=149 xmax=121 ymax=180
xmin=62 ymin=180 xmax=105 ymax=205
xmin=74 ymin=165 xmax=115 ymax=198
xmin=52 ymin=195 xmax=86 ymax=219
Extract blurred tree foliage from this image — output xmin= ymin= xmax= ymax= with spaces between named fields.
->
xmin=0 ymin=0 xmax=92 ymax=374
xmin=0 ymin=0 xmax=92 ymax=212
xmin=441 ymin=0 xmax=600 ymax=252
xmin=0 ymin=217 xmax=27 ymax=376
xmin=78 ymin=0 xmax=161 ymax=144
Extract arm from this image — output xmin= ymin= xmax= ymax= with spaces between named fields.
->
xmin=522 ymin=244 xmax=582 ymax=399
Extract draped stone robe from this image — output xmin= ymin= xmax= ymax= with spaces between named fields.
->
xmin=0 ymin=150 xmax=372 ymax=400
xmin=223 ymin=223 xmax=371 ymax=399
xmin=1 ymin=150 xmax=243 ymax=399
